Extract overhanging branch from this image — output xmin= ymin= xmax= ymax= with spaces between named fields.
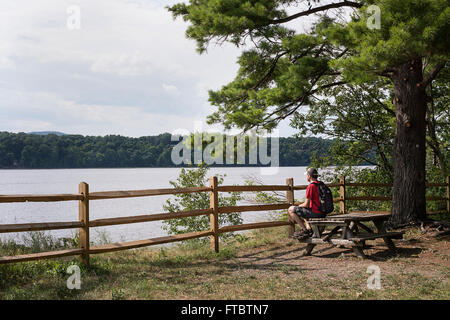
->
xmin=269 ymin=1 xmax=363 ymax=25
xmin=421 ymin=62 xmax=447 ymax=87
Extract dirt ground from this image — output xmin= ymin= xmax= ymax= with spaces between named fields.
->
xmin=223 ymin=229 xmax=450 ymax=285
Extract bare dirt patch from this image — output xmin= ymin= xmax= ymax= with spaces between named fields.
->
xmin=223 ymin=231 xmax=450 ymax=285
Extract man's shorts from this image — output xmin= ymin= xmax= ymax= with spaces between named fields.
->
xmin=292 ymin=207 xmax=325 ymax=219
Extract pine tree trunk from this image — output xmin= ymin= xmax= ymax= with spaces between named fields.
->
xmin=390 ymin=59 xmax=427 ymax=227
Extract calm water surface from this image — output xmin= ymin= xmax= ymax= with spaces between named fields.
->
xmin=0 ymin=167 xmax=312 ymax=243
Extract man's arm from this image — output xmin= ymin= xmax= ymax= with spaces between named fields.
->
xmin=299 ymin=198 xmax=310 ymax=208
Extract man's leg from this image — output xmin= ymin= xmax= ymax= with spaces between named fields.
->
xmin=288 ymin=206 xmax=311 ymax=231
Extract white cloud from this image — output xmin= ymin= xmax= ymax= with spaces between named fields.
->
xmin=0 ymin=56 xmax=14 ymax=70
xmin=0 ymin=88 xmax=225 ymax=137
xmin=162 ymin=84 xmax=180 ymax=96
xmin=0 ymin=0 xmax=297 ymax=137
xmin=90 ymin=52 xmax=154 ymax=76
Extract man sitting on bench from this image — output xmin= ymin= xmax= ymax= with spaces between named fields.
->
xmin=288 ymin=168 xmax=326 ymax=239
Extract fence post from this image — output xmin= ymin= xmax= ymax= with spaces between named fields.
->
xmin=339 ymin=176 xmax=346 ymax=214
xmin=209 ymin=176 xmax=219 ymax=253
xmin=447 ymin=176 xmax=450 ymax=215
xmin=78 ymin=182 xmax=90 ymax=267
xmin=286 ymin=178 xmax=295 ymax=236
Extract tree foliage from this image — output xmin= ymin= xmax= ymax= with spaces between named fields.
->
xmin=162 ymin=165 xmax=243 ymax=239
xmin=168 ymin=0 xmax=449 ymax=226
xmin=167 ymin=0 xmax=448 ymax=131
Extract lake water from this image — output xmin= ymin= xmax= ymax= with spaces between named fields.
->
xmin=0 ymin=167 xmax=312 ymax=244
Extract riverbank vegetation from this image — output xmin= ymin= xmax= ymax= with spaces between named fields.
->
xmin=0 ymin=221 xmax=448 ymax=300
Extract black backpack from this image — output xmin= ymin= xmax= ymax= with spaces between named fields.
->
xmin=311 ymin=182 xmax=334 ymax=214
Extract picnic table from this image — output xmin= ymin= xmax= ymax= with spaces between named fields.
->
xmin=297 ymin=212 xmax=404 ymax=258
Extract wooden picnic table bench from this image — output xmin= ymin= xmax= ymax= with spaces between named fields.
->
xmin=296 ymin=212 xmax=404 ymax=258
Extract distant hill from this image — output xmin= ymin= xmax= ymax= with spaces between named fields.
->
xmin=28 ymin=131 xmax=67 ymax=136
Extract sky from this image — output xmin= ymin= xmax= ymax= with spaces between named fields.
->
xmin=0 ymin=0 xmax=315 ymax=138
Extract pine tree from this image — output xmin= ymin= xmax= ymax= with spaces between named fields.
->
xmin=168 ymin=0 xmax=449 ymax=227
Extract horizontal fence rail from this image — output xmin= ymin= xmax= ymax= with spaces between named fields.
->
xmin=89 ymin=209 xmax=212 ymax=228
xmin=0 ymin=221 xmax=84 ymax=234
xmin=0 ymin=194 xmax=84 ymax=203
xmin=0 ymin=175 xmax=449 ymax=265
xmin=217 ymin=185 xmax=289 ymax=192
xmin=90 ymin=231 xmax=214 ymax=255
xmin=89 ymin=186 xmax=212 ymax=200
xmin=218 ymin=203 xmax=290 ymax=214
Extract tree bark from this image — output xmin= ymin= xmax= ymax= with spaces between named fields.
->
xmin=389 ymin=59 xmax=427 ymax=227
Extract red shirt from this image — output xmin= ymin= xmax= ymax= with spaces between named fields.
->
xmin=306 ymin=181 xmax=322 ymax=214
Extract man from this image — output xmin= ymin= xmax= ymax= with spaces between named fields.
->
xmin=288 ymin=168 xmax=326 ymax=239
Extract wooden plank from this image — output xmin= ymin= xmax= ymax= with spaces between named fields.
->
xmin=210 ymin=177 xmax=219 ymax=253
xmin=426 ymin=210 xmax=448 ymax=215
xmin=295 ymin=183 xmax=341 ymax=190
xmin=312 ymin=213 xmax=391 ymax=222
xmin=78 ymin=182 xmax=90 ymax=267
xmin=217 ymin=185 xmax=289 ymax=192
xmin=339 ymin=176 xmax=346 ymax=214
xmin=0 ymin=194 xmax=83 ymax=203
xmin=345 ymin=226 xmax=367 ymax=258
xmin=89 ymin=209 xmax=212 ymax=227
xmin=0 ymin=221 xmax=84 ymax=233
xmin=298 ymin=237 xmax=359 ymax=246
xmin=426 ymin=182 xmax=447 ymax=187
xmin=286 ymin=178 xmax=295 ymax=237
xmin=327 ymin=213 xmax=391 ymax=218
xmin=308 ymin=220 xmax=347 ymax=226
xmin=346 ymin=196 xmax=446 ymax=201
xmin=89 ymin=186 xmax=212 ymax=200
xmin=354 ymin=221 xmax=376 ymax=234
xmin=346 ymin=196 xmax=391 ymax=201
xmin=346 ymin=182 xmax=392 ymax=187
xmin=349 ymin=211 xmax=390 ymax=214
xmin=303 ymin=243 xmax=316 ymax=256
xmin=426 ymin=196 xmax=448 ymax=201
xmin=343 ymin=182 xmax=445 ymax=188
xmin=89 ymin=231 xmax=213 ymax=254
xmin=218 ymin=203 xmax=290 ymax=214
xmin=218 ymin=221 xmax=290 ymax=233
xmin=383 ymin=237 xmax=397 ymax=251
xmin=352 ymin=246 xmax=367 ymax=258
xmin=0 ymin=248 xmax=83 ymax=264
xmin=348 ymin=231 xmax=404 ymax=241
xmin=322 ymin=226 xmax=341 ymax=241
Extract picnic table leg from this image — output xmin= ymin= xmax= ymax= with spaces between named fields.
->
xmin=311 ymin=225 xmax=322 ymax=238
xmin=345 ymin=225 xmax=367 ymax=259
xmin=336 ymin=225 xmax=348 ymax=249
xmin=383 ymin=238 xmax=397 ymax=251
xmin=352 ymin=246 xmax=367 ymax=258
xmin=373 ymin=220 xmax=386 ymax=233
xmin=303 ymin=243 xmax=316 ymax=256
xmin=373 ymin=220 xmax=397 ymax=252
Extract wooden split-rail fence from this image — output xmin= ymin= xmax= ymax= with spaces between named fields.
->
xmin=0 ymin=176 xmax=449 ymax=266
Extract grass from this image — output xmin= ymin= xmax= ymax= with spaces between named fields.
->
xmin=0 ymin=226 xmax=449 ymax=300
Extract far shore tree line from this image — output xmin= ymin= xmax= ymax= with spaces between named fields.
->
xmin=0 ymin=131 xmax=336 ymax=169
